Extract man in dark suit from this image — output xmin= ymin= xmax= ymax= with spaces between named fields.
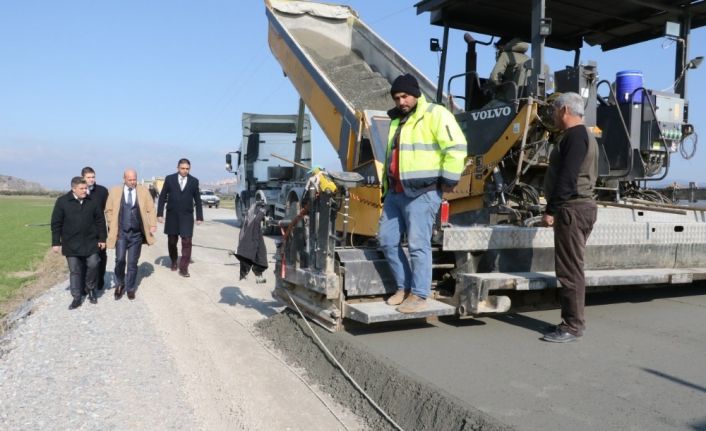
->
xmin=157 ymin=158 xmax=203 ymax=277
xmin=82 ymin=166 xmax=109 ymax=290
xmin=51 ymin=176 xmax=107 ymax=309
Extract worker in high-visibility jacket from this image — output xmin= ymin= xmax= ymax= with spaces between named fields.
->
xmin=379 ymin=73 xmax=467 ymax=313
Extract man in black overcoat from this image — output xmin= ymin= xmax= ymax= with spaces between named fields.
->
xmin=82 ymin=166 xmax=109 ymax=290
xmin=157 ymin=158 xmax=203 ymax=277
xmin=51 ymin=176 xmax=107 ymax=309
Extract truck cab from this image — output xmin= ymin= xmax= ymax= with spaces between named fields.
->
xmin=226 ymin=112 xmax=311 ymax=229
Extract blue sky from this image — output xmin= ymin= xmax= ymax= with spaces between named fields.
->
xmin=1 ymin=1 xmax=704 ymax=190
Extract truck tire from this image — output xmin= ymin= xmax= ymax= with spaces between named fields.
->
xmin=235 ymin=196 xmax=245 ymax=227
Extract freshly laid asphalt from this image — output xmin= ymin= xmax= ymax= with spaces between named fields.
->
xmin=346 ymin=285 xmax=706 ymax=431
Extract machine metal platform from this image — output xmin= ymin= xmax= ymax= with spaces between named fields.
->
xmin=460 ymin=268 xmax=706 ymax=291
xmin=344 ymin=299 xmax=456 ymax=324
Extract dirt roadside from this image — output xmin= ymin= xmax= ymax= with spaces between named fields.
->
xmin=136 ymin=210 xmax=365 ymax=430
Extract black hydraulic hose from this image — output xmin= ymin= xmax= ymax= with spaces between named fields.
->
xmin=596 ymin=79 xmax=634 ymax=179
xmin=632 ymin=86 xmax=670 ymax=182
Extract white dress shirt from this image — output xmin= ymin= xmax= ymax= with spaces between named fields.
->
xmin=123 ymin=185 xmax=135 ymax=207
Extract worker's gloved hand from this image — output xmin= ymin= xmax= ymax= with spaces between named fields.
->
xmin=305 ymin=173 xmax=321 ymax=191
xmin=305 ymin=167 xmax=337 ymax=193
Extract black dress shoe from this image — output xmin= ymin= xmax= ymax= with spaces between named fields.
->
xmin=543 ymin=323 xmax=559 ymax=333
xmin=542 ymin=329 xmax=581 ymax=343
xmin=68 ymin=298 xmax=82 ymax=310
xmin=115 ymin=285 xmax=125 ymax=300
xmin=127 ymin=290 xmax=136 ymax=300
xmin=88 ymin=291 xmax=98 ymax=304
xmin=179 ymin=270 xmax=190 ymax=278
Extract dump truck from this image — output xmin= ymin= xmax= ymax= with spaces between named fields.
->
xmin=226 ymin=110 xmax=311 ymax=232
xmin=265 ymin=0 xmax=706 ymax=331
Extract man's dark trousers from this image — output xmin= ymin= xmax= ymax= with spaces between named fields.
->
xmin=97 ymin=248 xmax=107 ymax=289
xmin=67 ymin=254 xmax=100 ymax=300
xmin=115 ymin=231 xmax=143 ymax=292
xmin=89 ymin=184 xmax=109 ymax=290
xmin=554 ymin=200 xmax=597 ymax=336
xmin=168 ymin=235 xmax=192 ymax=272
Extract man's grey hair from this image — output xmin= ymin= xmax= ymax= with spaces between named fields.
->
xmin=554 ymin=92 xmax=584 ymax=117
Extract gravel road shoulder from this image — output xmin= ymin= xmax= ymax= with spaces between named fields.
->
xmin=0 ymin=279 xmax=197 ymax=430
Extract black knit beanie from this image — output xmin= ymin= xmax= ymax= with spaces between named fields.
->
xmin=390 ymin=74 xmax=421 ymax=97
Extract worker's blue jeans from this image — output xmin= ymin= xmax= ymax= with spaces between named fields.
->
xmin=378 ymin=189 xmax=441 ymax=299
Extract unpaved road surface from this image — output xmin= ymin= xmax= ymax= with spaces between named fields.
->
xmin=0 ymin=208 xmax=362 ymax=431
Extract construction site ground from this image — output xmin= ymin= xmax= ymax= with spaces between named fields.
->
xmin=1 ymin=208 xmax=705 ymax=430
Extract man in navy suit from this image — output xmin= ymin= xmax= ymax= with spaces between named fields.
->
xmin=157 ymin=158 xmax=204 ymax=277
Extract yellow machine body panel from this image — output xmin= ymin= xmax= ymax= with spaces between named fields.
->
xmin=446 ymin=102 xmax=538 ymax=215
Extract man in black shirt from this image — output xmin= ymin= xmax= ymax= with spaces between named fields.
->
xmin=51 ymin=176 xmax=107 ymax=309
xmin=541 ymin=92 xmax=599 ymax=343
xmin=82 ymin=167 xmax=109 ymax=290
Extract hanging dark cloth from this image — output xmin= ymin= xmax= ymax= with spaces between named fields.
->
xmin=236 ymin=202 xmax=268 ymax=281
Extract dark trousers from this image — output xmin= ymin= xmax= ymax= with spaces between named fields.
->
xmin=168 ymin=235 xmax=192 ymax=272
xmin=67 ymin=254 xmax=100 ymax=300
xmin=237 ymin=256 xmax=267 ymax=279
xmin=97 ymin=248 xmax=107 ymax=289
xmin=554 ymin=200 xmax=597 ymax=336
xmin=115 ymin=230 xmax=144 ymax=292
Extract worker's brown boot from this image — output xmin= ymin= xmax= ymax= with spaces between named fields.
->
xmin=396 ymin=294 xmax=427 ymax=313
xmin=386 ymin=289 xmax=409 ymax=306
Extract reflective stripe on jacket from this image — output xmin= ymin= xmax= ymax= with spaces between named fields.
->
xmin=383 ymin=95 xmax=467 ymax=197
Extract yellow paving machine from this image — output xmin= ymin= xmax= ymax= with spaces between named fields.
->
xmin=265 ymin=0 xmax=706 ymax=331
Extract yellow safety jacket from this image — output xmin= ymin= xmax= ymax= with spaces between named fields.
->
xmin=383 ymin=95 xmax=467 ymax=197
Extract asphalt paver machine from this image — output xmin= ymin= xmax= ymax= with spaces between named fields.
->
xmin=265 ymin=0 xmax=706 ymax=331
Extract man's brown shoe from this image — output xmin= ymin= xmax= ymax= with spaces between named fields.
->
xmin=127 ymin=290 xmax=136 ymax=300
xmin=386 ymin=289 xmax=409 ymax=306
xmin=396 ymin=294 xmax=427 ymax=313
xmin=115 ymin=285 xmax=125 ymax=300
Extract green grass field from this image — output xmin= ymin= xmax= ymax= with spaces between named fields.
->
xmin=0 ymin=195 xmax=55 ymax=301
